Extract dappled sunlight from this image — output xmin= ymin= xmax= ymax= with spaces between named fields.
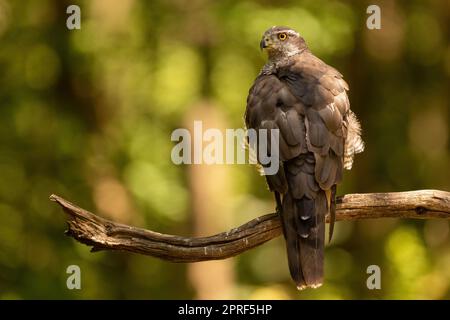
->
xmin=385 ymin=226 xmax=431 ymax=298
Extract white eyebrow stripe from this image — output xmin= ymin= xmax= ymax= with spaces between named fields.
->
xmin=286 ymin=30 xmax=299 ymax=36
xmin=275 ymin=29 xmax=299 ymax=36
xmin=268 ymin=27 xmax=300 ymax=37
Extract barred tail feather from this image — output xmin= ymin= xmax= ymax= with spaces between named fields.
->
xmin=280 ymin=192 xmax=326 ymax=289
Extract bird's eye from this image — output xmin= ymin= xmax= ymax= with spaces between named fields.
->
xmin=278 ymin=33 xmax=287 ymax=41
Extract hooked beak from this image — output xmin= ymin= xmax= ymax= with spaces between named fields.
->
xmin=260 ymin=38 xmax=268 ymax=50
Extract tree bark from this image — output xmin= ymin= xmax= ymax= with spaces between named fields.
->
xmin=50 ymin=189 xmax=450 ymax=263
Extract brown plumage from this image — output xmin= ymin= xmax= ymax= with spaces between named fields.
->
xmin=245 ymin=26 xmax=364 ymax=289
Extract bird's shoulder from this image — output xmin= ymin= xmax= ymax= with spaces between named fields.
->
xmin=275 ymin=52 xmax=349 ymax=110
xmin=245 ymin=72 xmax=304 ymax=130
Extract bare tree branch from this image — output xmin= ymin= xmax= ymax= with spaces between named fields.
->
xmin=50 ymin=189 xmax=450 ymax=262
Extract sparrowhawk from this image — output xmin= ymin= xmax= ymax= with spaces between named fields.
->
xmin=245 ymin=26 xmax=364 ymax=289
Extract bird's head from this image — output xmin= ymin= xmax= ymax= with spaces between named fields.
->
xmin=260 ymin=26 xmax=307 ymax=62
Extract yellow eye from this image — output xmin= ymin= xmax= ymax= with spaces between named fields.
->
xmin=278 ymin=33 xmax=287 ymax=41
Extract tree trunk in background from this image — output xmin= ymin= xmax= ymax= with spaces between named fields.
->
xmin=186 ymin=103 xmax=235 ymax=299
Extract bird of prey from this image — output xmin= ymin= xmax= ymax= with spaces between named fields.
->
xmin=245 ymin=26 xmax=364 ymax=289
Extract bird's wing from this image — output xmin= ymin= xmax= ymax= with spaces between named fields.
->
xmin=245 ymin=70 xmax=327 ymax=288
xmin=277 ymin=52 xmax=350 ymax=189
xmin=245 ymin=73 xmax=309 ymax=194
xmin=277 ymin=52 xmax=359 ymax=244
xmin=246 ymin=53 xmax=350 ymax=195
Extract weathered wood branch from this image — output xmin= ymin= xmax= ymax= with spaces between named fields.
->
xmin=50 ymin=189 xmax=450 ymax=262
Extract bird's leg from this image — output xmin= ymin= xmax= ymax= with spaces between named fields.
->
xmin=274 ymin=191 xmax=283 ymax=216
xmin=275 ymin=191 xmax=290 ymax=239
xmin=326 ymin=186 xmax=337 ymax=243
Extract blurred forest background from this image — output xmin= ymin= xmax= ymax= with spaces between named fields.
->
xmin=0 ymin=0 xmax=449 ymax=299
